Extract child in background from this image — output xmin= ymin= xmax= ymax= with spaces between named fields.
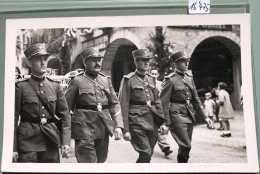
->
xmin=218 ymin=82 xmax=234 ymax=137
xmin=204 ymin=92 xmax=216 ymax=129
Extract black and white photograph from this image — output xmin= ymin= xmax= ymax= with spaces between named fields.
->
xmin=1 ymin=14 xmax=258 ymax=173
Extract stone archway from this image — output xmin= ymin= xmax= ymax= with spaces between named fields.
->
xmin=190 ymin=36 xmax=241 ymax=109
xmin=71 ymin=55 xmax=84 ymax=71
xmin=47 ymin=58 xmax=62 ymax=75
xmin=103 ymin=38 xmax=137 ymax=92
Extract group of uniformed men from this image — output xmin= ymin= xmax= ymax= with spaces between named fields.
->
xmin=13 ymin=43 xmax=212 ymax=163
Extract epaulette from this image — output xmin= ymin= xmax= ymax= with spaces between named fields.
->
xmin=99 ymin=72 xmax=110 ymax=78
xmin=16 ymin=77 xmax=29 ymax=84
xmin=77 ymin=72 xmax=84 ymax=76
xmin=46 ymin=76 xmax=60 ymax=83
xmin=185 ymin=70 xmax=193 ymax=77
xmin=123 ymin=72 xmax=135 ymax=79
xmin=164 ymin=72 xmax=175 ymax=79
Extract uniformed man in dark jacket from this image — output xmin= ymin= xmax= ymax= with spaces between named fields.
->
xmin=13 ymin=44 xmax=71 ymax=163
xmin=160 ymin=51 xmax=212 ymax=163
xmin=118 ymin=49 xmax=167 ymax=163
xmin=65 ymin=47 xmax=123 ymax=163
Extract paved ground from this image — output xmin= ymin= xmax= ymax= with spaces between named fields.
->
xmin=62 ymin=110 xmax=247 ymax=163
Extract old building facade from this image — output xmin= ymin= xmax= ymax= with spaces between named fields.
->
xmin=16 ymin=25 xmax=241 ymax=109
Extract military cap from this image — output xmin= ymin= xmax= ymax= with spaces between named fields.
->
xmin=80 ymin=47 xmax=103 ymax=60
xmin=24 ymin=43 xmax=50 ymax=60
xmin=132 ymin=49 xmax=152 ymax=59
xmin=170 ymin=51 xmax=190 ymax=62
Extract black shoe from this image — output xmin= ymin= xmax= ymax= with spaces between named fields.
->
xmin=217 ymin=127 xmax=224 ymax=131
xmin=220 ymin=133 xmax=232 ymax=137
xmin=164 ymin=149 xmax=173 ymax=157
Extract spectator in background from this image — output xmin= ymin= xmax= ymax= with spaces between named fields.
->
xmin=150 ymin=69 xmax=173 ymax=157
xmin=204 ymin=92 xmax=216 ymax=129
xmin=15 ymin=67 xmax=23 ymax=83
xmin=218 ymin=82 xmax=234 ymax=137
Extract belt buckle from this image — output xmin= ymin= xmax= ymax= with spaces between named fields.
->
xmin=97 ymin=103 xmax=102 ymax=111
xmin=40 ymin=118 xmax=47 ymax=125
xmin=146 ymin=100 xmax=152 ymax=107
xmin=186 ymin=100 xmax=190 ymax=105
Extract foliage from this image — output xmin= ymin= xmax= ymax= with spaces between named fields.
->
xmin=146 ymin=26 xmax=175 ymax=81
xmin=46 ymin=35 xmax=71 ymax=75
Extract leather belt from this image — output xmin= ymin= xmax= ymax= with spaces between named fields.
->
xmin=130 ymin=101 xmax=155 ymax=105
xmin=170 ymin=99 xmax=189 ymax=104
xmin=76 ymin=105 xmax=109 ymax=111
xmin=21 ymin=117 xmax=55 ymax=124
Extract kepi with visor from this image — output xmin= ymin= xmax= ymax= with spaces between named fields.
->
xmin=80 ymin=47 xmax=103 ymax=60
xmin=132 ymin=49 xmax=152 ymax=60
xmin=170 ymin=51 xmax=191 ymax=62
xmin=24 ymin=43 xmax=50 ymax=60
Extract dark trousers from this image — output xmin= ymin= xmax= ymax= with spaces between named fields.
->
xmin=74 ymin=135 xmax=109 ymax=163
xmin=18 ymin=144 xmax=60 ymax=163
xmin=170 ymin=123 xmax=193 ymax=163
xmin=130 ymin=126 xmax=158 ymax=163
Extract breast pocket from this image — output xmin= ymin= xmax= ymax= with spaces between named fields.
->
xmin=131 ymin=84 xmax=145 ymax=98
xmin=22 ymin=96 xmax=39 ymax=105
xmin=47 ymin=95 xmax=57 ymax=110
xmin=79 ymin=88 xmax=95 ymax=96
xmin=47 ymin=96 xmax=57 ymax=103
xmin=174 ymin=84 xmax=187 ymax=98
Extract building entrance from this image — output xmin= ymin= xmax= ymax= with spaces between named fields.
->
xmin=190 ymin=36 xmax=241 ymax=109
xmin=112 ymin=45 xmax=137 ymax=92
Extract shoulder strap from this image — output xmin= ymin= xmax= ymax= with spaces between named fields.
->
xmin=27 ymin=81 xmax=60 ymax=122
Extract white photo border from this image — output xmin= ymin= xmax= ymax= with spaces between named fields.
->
xmin=1 ymin=14 xmax=259 ymax=173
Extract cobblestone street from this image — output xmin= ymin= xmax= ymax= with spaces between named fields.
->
xmin=62 ymin=110 xmax=247 ymax=163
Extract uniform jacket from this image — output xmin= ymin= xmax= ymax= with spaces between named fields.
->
xmin=14 ymin=75 xmax=71 ymax=152
xmin=118 ymin=71 xmax=165 ymax=132
xmin=218 ymin=89 xmax=234 ymax=119
xmin=65 ymin=72 xmax=123 ymax=140
xmin=160 ymin=71 xmax=206 ymax=126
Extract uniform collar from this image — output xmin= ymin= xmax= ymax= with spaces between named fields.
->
xmin=31 ymin=74 xmax=45 ymax=82
xmin=135 ymin=70 xmax=146 ymax=79
xmin=85 ymin=70 xmax=98 ymax=78
xmin=175 ymin=70 xmax=185 ymax=77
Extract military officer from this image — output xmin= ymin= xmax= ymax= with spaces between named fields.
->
xmin=65 ymin=47 xmax=123 ymax=163
xmin=13 ymin=44 xmax=71 ymax=163
xmin=160 ymin=51 xmax=212 ymax=163
xmin=118 ymin=49 xmax=167 ymax=163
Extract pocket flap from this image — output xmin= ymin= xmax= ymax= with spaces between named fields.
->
xmin=132 ymin=84 xmax=144 ymax=90
xmin=174 ymin=84 xmax=185 ymax=91
xmin=71 ymin=116 xmax=85 ymax=125
xmin=129 ymin=108 xmax=142 ymax=116
xmin=47 ymin=95 xmax=57 ymax=102
xmin=22 ymin=96 xmax=38 ymax=104
xmin=79 ymin=88 xmax=95 ymax=95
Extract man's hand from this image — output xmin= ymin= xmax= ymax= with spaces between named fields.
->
xmin=114 ymin=128 xmax=123 ymax=140
xmin=12 ymin=152 xmax=18 ymax=162
xmin=205 ymin=118 xmax=213 ymax=127
xmin=160 ymin=125 xmax=169 ymax=135
xmin=123 ymin=132 xmax=131 ymax=141
xmin=61 ymin=145 xmax=70 ymax=159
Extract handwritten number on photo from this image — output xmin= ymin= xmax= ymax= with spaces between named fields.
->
xmin=189 ymin=0 xmax=210 ymax=14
